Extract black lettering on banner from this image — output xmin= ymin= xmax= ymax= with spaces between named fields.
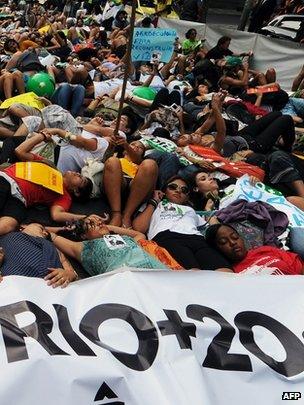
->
xmin=53 ymin=304 xmax=96 ymax=357
xmin=97 ymin=403 xmax=124 ymax=405
xmin=96 ymin=403 xmax=124 ymax=405
xmin=157 ymin=309 xmax=196 ymax=349
xmin=235 ymin=311 xmax=304 ymax=377
xmin=79 ymin=303 xmax=159 ymax=371
xmin=0 ymin=300 xmax=68 ymax=363
xmin=94 ymin=382 xmax=118 ymax=401
xmin=187 ymin=305 xmax=252 ymax=372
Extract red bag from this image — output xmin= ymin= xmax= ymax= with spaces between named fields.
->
xmin=189 ymin=145 xmax=265 ymax=181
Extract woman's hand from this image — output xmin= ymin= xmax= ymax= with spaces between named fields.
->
xmin=153 ymin=190 xmax=164 ymax=203
xmin=204 ymin=199 xmax=215 ymax=211
xmin=41 ymin=128 xmax=64 ymax=137
xmin=174 ymin=106 xmax=184 ymax=120
xmin=95 ymin=95 xmax=106 ymax=102
xmin=198 ymin=160 xmax=216 ymax=171
xmin=211 ymin=93 xmax=222 ymax=111
xmin=44 ymin=268 xmax=77 ymax=289
xmin=243 ymin=61 xmax=249 ymax=70
xmin=90 ymin=116 xmax=104 ymax=126
xmin=152 ymin=62 xmax=160 ymax=74
xmin=249 ymin=175 xmax=260 ymax=186
xmin=85 ymin=213 xmax=109 ymax=226
xmin=218 ymin=89 xmax=228 ymax=102
xmin=114 ymin=135 xmax=128 ymax=147
xmin=38 ymin=131 xmax=52 ymax=142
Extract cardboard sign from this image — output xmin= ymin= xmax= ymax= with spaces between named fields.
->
xmin=131 ymin=28 xmax=176 ymax=63
xmin=15 ymin=162 xmax=63 ymax=194
xmin=0 ymin=92 xmax=45 ymax=110
xmin=247 ymin=84 xmax=279 ymax=95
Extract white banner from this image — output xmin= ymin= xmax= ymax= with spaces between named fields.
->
xmin=158 ymin=18 xmax=304 ymax=91
xmin=0 ymin=270 xmax=304 ymax=404
xmin=158 ymin=18 xmax=206 ymax=39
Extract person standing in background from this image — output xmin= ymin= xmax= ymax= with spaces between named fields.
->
xmin=180 ymin=0 xmax=209 ymax=23
xmin=248 ymin=0 xmax=279 ymax=33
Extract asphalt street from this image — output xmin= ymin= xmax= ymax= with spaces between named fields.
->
xmin=206 ymin=9 xmax=242 ymax=30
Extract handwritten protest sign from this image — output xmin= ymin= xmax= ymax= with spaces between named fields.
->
xmin=131 ymin=28 xmax=176 ymax=63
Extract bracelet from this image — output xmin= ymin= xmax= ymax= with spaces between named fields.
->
xmin=41 ymin=132 xmax=47 ymax=141
xmin=148 ymin=198 xmax=158 ymax=209
xmin=64 ymin=131 xmax=77 ymax=142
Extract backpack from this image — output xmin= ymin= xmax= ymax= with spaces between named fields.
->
xmin=16 ymin=50 xmax=44 ymax=73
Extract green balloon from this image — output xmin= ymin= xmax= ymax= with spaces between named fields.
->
xmin=26 ymin=73 xmax=55 ymax=97
xmin=132 ymin=86 xmax=156 ymax=100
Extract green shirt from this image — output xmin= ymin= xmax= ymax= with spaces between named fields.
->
xmin=182 ymin=39 xmax=200 ymax=55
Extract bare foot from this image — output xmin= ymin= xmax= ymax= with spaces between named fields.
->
xmin=121 ymin=215 xmax=132 ymax=229
xmin=110 ymin=212 xmax=122 ymax=227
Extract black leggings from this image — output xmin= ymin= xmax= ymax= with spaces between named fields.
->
xmin=0 ymin=136 xmax=26 ymax=164
xmin=153 ymin=230 xmax=230 ymax=270
xmin=0 ymin=136 xmax=60 ymax=165
xmin=150 ymin=88 xmax=181 ymax=111
xmin=239 ymin=112 xmax=295 ymax=153
xmin=0 ymin=177 xmax=26 ymax=222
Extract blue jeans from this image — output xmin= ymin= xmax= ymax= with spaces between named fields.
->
xmin=178 ymin=164 xmax=199 ymax=181
xmin=183 ymin=102 xmax=204 ymax=119
xmin=281 ymin=98 xmax=304 ymax=118
xmin=51 ymin=83 xmax=85 ymax=117
xmin=146 ymin=151 xmax=182 ymax=189
xmin=289 ymin=227 xmax=304 ymax=259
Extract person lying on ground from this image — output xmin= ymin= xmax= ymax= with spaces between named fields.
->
xmin=178 ymin=111 xmax=295 ymax=157
xmin=205 ymin=224 xmax=304 ymax=275
xmin=0 ymin=161 xmax=93 ymax=235
xmin=49 ymin=214 xmax=172 ymax=275
xmin=103 ymin=138 xmax=158 ymax=228
xmin=133 ymin=175 xmax=231 ymax=271
xmin=0 ymin=222 xmax=78 ymax=287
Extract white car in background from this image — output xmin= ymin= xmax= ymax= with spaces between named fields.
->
xmin=260 ymin=14 xmax=304 ymax=41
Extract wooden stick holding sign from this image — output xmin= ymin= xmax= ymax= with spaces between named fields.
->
xmin=113 ymin=0 xmax=137 ymax=138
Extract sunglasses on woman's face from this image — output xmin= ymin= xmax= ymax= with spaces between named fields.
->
xmin=167 ymin=183 xmax=190 ymax=195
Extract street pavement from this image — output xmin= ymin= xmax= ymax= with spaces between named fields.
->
xmin=206 ymin=8 xmax=242 ymax=30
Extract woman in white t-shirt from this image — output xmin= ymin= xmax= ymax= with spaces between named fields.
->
xmin=133 ymin=176 xmax=230 ymax=270
xmin=15 ymin=118 xmax=111 ymax=174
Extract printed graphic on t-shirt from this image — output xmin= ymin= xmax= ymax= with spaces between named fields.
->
xmin=104 ymin=235 xmax=127 ymax=250
xmin=160 ymin=202 xmax=184 ymax=220
xmin=239 ymin=256 xmax=284 ymax=275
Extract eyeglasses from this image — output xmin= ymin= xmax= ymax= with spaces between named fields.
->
xmin=167 ymin=183 xmax=190 ymax=195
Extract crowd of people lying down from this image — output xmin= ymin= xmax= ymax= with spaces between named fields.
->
xmin=0 ymin=0 xmax=304 ymax=287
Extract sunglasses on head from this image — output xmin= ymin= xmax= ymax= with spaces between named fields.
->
xmin=167 ymin=183 xmax=189 ymax=195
